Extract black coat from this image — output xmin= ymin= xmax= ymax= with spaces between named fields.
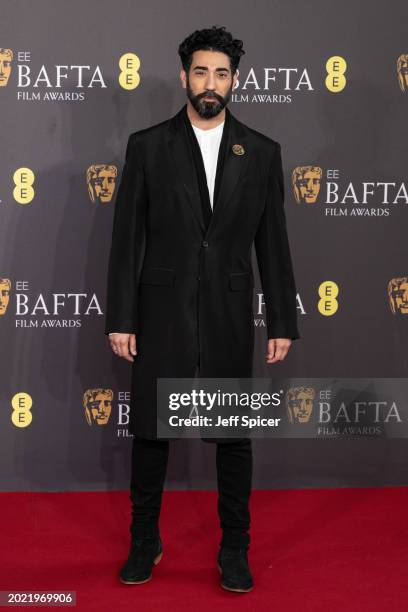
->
xmin=105 ymin=104 xmax=300 ymax=442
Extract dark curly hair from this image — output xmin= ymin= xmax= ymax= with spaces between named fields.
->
xmin=178 ymin=25 xmax=245 ymax=75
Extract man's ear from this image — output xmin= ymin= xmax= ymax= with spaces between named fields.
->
xmin=180 ymin=68 xmax=187 ymax=89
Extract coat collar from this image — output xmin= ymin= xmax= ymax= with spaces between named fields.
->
xmin=166 ymin=103 xmax=249 ymax=236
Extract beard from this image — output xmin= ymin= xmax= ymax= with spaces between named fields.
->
xmin=186 ymin=77 xmax=232 ymax=119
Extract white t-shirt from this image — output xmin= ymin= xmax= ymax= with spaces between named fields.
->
xmin=109 ymin=119 xmax=224 ymax=336
xmin=191 ymin=120 xmax=225 ymax=209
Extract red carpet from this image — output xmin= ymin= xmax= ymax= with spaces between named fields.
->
xmin=1 ymin=487 xmax=407 ymax=611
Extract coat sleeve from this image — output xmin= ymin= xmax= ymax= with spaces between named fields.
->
xmin=104 ymin=134 xmax=147 ymax=336
xmin=254 ymin=141 xmax=300 ymax=341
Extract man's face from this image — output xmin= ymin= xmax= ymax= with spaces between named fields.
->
xmin=180 ymin=49 xmax=237 ymax=119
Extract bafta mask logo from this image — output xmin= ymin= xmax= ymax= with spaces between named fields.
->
xmin=86 ymin=165 xmax=117 ymax=203
xmin=0 ymin=48 xmax=13 ymax=87
xmin=0 ymin=278 xmax=11 ymax=315
xmin=388 ymin=277 xmax=408 ymax=315
xmin=83 ymin=388 xmax=113 ymax=426
xmin=397 ymin=55 xmax=408 ymax=92
xmin=292 ymin=166 xmax=322 ymax=204
xmin=286 ymin=387 xmax=315 ymax=424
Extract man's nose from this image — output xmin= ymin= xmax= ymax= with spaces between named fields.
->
xmin=205 ymin=73 xmax=217 ymax=90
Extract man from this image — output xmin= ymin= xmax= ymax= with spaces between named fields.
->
xmin=105 ymin=25 xmax=300 ymax=593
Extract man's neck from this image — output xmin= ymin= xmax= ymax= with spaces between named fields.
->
xmin=186 ymin=101 xmax=225 ymax=131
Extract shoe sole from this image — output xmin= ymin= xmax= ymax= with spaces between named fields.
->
xmin=217 ymin=562 xmax=253 ymax=593
xmin=120 ymin=551 xmax=163 ymax=585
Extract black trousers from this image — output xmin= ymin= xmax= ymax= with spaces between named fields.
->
xmin=129 ymin=436 xmax=253 ymax=549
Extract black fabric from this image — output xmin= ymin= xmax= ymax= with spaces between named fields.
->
xmin=129 ymin=437 xmax=170 ymax=538
xmin=182 ymin=104 xmax=231 ymax=229
xmin=213 ymin=109 xmax=231 ymax=210
xmin=130 ymin=436 xmax=252 ymax=548
xmin=104 ymin=103 xmax=301 ymax=442
xmin=216 ymin=438 xmax=252 ymax=549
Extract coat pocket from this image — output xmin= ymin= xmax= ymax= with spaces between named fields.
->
xmin=229 ymin=272 xmax=253 ymax=291
xmin=139 ymin=266 xmax=175 ymax=286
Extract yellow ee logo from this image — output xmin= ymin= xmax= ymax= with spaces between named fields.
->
xmin=318 ymin=281 xmax=339 ymax=316
xmin=119 ymin=53 xmax=141 ymax=90
xmin=325 ymin=56 xmax=347 ymax=92
xmin=11 ymin=392 xmax=33 ymax=427
xmin=13 ymin=167 xmax=35 ymax=204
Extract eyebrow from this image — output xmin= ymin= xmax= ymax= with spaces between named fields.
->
xmin=192 ymin=65 xmax=230 ymax=72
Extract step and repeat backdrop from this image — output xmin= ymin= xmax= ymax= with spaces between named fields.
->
xmin=1 ymin=1 xmax=408 ymax=491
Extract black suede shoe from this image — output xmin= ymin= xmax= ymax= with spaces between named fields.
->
xmin=119 ymin=536 xmax=163 ymax=584
xmin=217 ymin=546 xmax=254 ymax=593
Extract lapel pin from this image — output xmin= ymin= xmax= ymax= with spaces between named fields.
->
xmin=232 ymin=143 xmax=245 ymax=156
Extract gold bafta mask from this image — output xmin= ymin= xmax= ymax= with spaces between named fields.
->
xmin=286 ymin=387 xmax=315 ymax=424
xmin=0 ymin=278 xmax=11 ymax=315
xmin=86 ymin=165 xmax=117 ymax=203
xmin=387 ymin=277 xmax=408 ymax=314
xmin=292 ymin=166 xmax=322 ymax=204
xmin=83 ymin=388 xmax=113 ymax=426
xmin=0 ymin=48 xmax=13 ymax=87
xmin=397 ymin=55 xmax=408 ymax=92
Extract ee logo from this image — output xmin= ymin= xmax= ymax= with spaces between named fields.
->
xmin=11 ymin=392 xmax=33 ymax=427
xmin=325 ymin=56 xmax=347 ymax=92
xmin=119 ymin=53 xmax=141 ymax=90
xmin=13 ymin=167 xmax=35 ymax=204
xmin=318 ymin=281 xmax=339 ymax=316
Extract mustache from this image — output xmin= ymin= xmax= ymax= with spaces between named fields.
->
xmin=196 ymin=91 xmax=224 ymax=103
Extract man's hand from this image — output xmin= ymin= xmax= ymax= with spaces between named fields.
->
xmin=109 ymin=333 xmax=137 ymax=362
xmin=266 ymin=338 xmax=292 ymax=364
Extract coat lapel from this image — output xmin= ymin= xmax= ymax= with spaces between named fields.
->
xmin=166 ymin=105 xmax=206 ymax=233
xmin=166 ymin=104 xmax=250 ymax=237
xmin=206 ymin=107 xmax=249 ymax=236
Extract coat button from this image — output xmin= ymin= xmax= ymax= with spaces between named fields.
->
xmin=197 ymin=276 xmax=200 ymax=281
xmin=202 ymin=240 xmax=209 ymax=247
